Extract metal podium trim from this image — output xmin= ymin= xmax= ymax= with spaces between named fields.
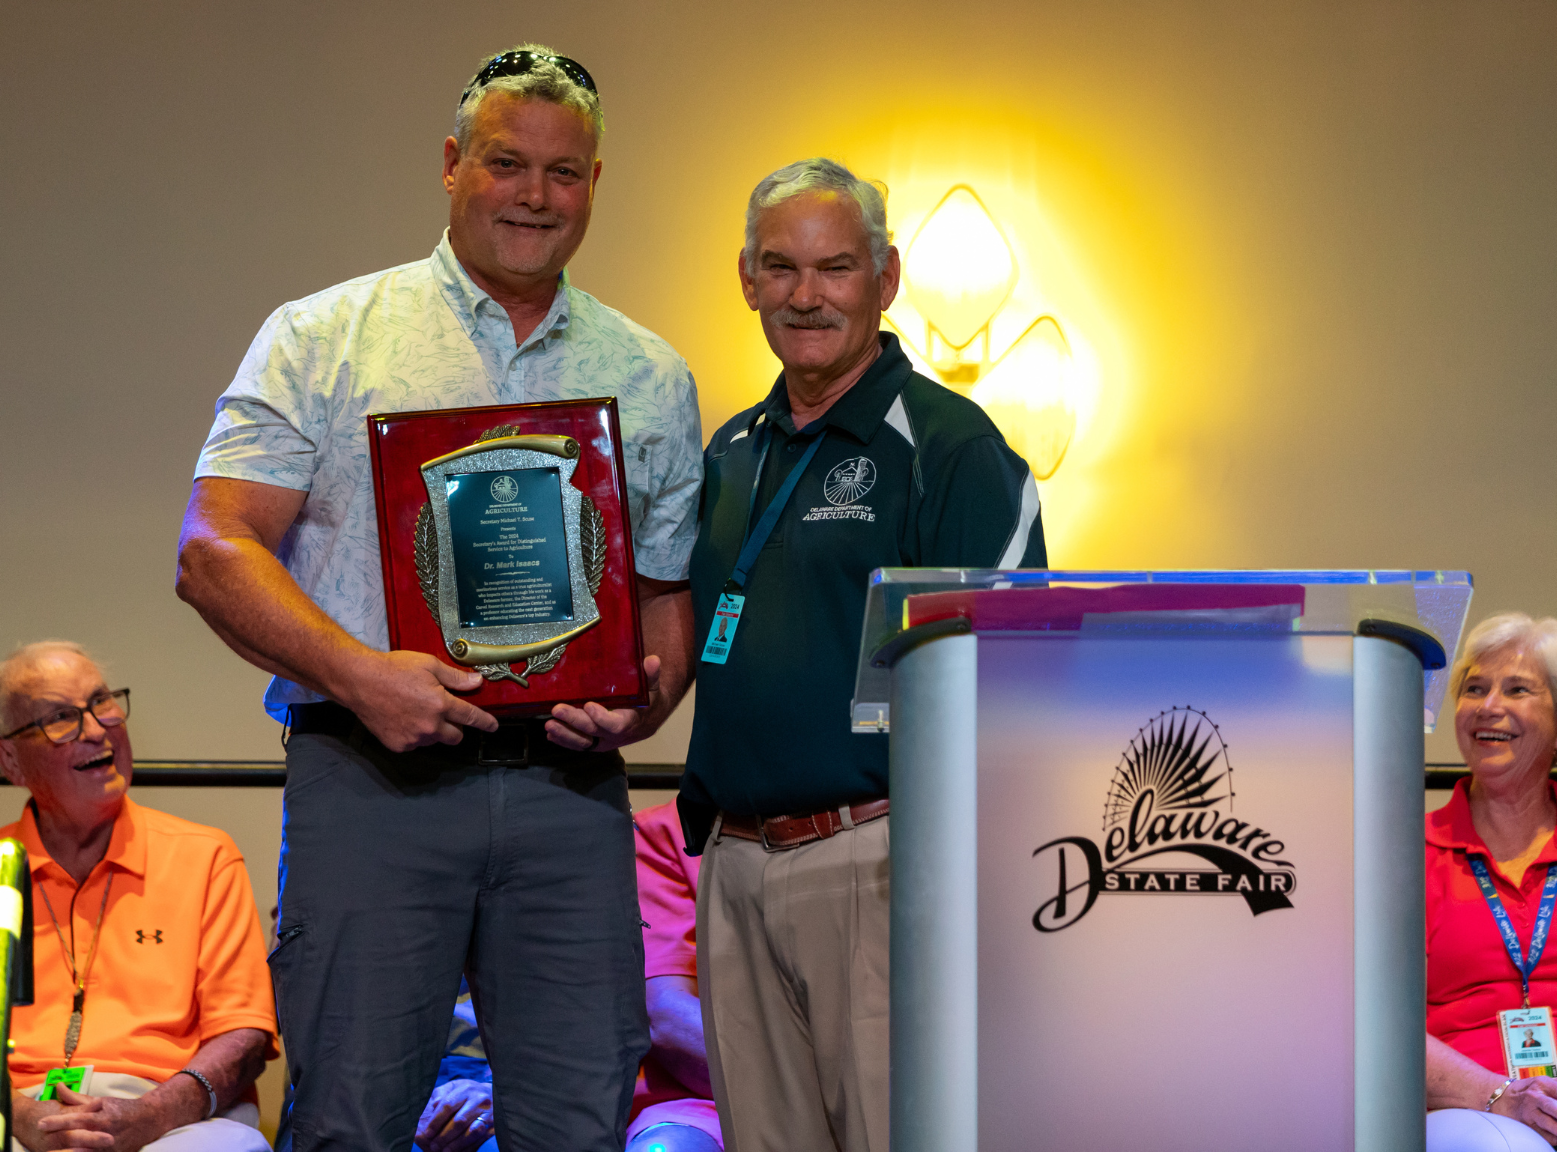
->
xmin=870 ymin=617 xmax=972 ymax=669
xmin=1356 ymin=618 xmax=1447 ymax=671
xmin=1354 ymin=635 xmax=1427 ymax=1152
xmin=891 ymin=632 xmax=978 ymax=1152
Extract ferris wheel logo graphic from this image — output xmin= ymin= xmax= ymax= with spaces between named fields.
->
xmin=823 ymin=457 xmax=876 ymax=506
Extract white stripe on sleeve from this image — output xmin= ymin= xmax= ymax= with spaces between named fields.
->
xmin=995 ymin=470 xmax=1041 ymax=569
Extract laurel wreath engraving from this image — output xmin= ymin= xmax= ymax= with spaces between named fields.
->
xmin=411 ymin=437 xmax=607 ymax=689
xmin=580 ymin=496 xmax=605 ymax=597
xmin=414 ymin=502 xmax=440 ymax=622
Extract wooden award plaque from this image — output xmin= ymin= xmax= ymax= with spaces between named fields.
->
xmin=367 ymin=398 xmax=648 ymax=718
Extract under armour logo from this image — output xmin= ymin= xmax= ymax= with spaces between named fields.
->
xmin=135 ymin=929 xmax=163 ymax=944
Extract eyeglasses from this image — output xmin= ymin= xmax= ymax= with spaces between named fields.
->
xmin=458 ymin=51 xmax=598 ymax=109
xmin=0 ymin=689 xmax=131 ymax=745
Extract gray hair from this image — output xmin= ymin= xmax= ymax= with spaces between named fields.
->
xmin=453 ymin=43 xmax=604 ymax=152
xmin=0 ymin=640 xmax=97 ymax=730
xmin=743 ymin=158 xmax=892 ymax=278
xmin=1450 ymin=612 xmax=1557 ymax=701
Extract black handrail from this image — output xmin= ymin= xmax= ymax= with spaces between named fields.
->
xmin=0 ymin=762 xmax=688 ymax=790
xmin=0 ymin=761 xmax=1477 ymax=791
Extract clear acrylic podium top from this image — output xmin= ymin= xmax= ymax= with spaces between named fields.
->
xmin=851 ymin=569 xmax=1473 ymax=735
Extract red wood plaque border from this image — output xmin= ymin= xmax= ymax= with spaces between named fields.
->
xmin=367 ymin=398 xmax=648 ymax=718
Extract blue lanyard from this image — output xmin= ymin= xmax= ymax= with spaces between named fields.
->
xmin=1467 ymin=856 xmax=1557 ymax=1006
xmin=726 ymin=422 xmax=826 ymax=593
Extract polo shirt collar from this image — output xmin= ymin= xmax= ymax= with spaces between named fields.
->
xmin=757 ymin=332 xmax=914 ymax=441
xmin=431 ymin=230 xmax=572 ymax=349
xmin=1426 ymin=777 xmax=1557 ymax=868
xmin=19 ymin=796 xmax=147 ymax=881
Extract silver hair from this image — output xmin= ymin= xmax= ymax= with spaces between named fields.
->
xmin=743 ymin=158 xmax=892 ymax=278
xmin=453 ymin=43 xmax=603 ymax=152
xmin=0 ymin=640 xmax=97 ymax=730
xmin=1450 ymin=612 xmax=1557 ymax=700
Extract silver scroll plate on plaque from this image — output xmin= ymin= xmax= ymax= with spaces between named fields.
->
xmin=413 ymin=425 xmax=605 ymax=687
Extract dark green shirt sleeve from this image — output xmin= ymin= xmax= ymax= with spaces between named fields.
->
xmin=914 ymin=434 xmax=1047 ymax=568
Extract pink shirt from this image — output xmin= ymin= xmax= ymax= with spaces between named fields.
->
xmin=630 ymin=801 xmax=719 ymax=1143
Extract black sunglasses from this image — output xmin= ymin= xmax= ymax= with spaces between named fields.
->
xmin=458 ymin=51 xmax=598 ymax=110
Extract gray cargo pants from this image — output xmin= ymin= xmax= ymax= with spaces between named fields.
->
xmin=272 ymin=726 xmax=649 ymax=1152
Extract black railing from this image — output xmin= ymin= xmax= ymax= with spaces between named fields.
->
xmin=0 ymin=762 xmax=1475 ymax=791
xmin=1425 ymin=763 xmax=1474 ymax=790
xmin=0 ymin=762 xmax=688 ymax=791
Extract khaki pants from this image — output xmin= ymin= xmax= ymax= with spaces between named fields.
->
xmin=696 ymin=816 xmax=889 ymax=1152
xmin=14 ymin=1073 xmax=268 ymax=1152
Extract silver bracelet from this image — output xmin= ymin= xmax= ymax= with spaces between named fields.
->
xmin=1486 ymin=1075 xmax=1517 ymax=1112
xmin=177 ymin=1068 xmax=218 ymax=1120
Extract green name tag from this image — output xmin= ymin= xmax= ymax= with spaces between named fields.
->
xmin=38 ymin=1065 xmax=90 ymax=1101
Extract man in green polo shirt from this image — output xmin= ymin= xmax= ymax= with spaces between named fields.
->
xmin=679 ymin=158 xmax=1046 ymax=1152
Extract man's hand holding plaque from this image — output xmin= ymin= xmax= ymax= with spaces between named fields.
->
xmin=544 ymin=652 xmax=661 ymax=751
xmin=336 ymin=650 xmax=500 ymax=752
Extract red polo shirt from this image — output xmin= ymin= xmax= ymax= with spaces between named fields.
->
xmin=1426 ymin=780 xmax=1557 ymax=1071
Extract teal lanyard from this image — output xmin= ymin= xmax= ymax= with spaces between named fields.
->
xmin=727 ymin=422 xmax=826 ymax=593
xmin=700 ymin=420 xmax=826 ymax=665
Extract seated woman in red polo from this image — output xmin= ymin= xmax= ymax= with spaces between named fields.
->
xmin=1427 ymin=613 xmax=1557 ymax=1150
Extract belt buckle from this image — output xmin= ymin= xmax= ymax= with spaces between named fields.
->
xmin=476 ymin=726 xmax=529 ymax=767
xmin=758 ymin=817 xmax=777 ymax=853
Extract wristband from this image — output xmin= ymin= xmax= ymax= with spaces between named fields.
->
xmin=1486 ymin=1075 xmax=1517 ymax=1112
xmin=177 ymin=1068 xmax=218 ymax=1120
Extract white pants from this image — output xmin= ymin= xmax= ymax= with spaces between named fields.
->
xmin=1428 ymin=1108 xmax=1551 ymax=1152
xmin=14 ymin=1072 xmax=269 ymax=1152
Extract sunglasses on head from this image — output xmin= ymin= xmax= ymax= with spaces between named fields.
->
xmin=458 ymin=51 xmax=598 ymax=109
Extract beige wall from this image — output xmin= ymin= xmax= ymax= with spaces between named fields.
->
xmin=4 ymin=2 xmax=1554 ymax=764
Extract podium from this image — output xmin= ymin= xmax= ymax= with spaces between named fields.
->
xmin=853 ymin=570 xmax=1472 ymax=1152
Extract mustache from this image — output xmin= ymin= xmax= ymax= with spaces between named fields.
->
xmin=770 ymin=306 xmax=845 ymax=330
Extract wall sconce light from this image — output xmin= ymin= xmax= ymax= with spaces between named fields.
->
xmin=885 ymin=184 xmax=1081 ymax=480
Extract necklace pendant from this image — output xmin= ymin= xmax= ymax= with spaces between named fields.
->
xmin=63 ymin=1011 xmax=81 ymax=1062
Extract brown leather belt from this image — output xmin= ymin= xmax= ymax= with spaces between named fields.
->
xmin=718 ymin=799 xmax=890 ymax=850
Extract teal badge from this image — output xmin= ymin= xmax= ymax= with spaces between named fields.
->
xmin=701 ymin=593 xmax=745 ymax=664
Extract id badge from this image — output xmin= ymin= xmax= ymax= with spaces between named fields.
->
xmin=38 ymin=1065 xmax=93 ymax=1101
xmin=1499 ymin=1006 xmax=1557 ymax=1077
xmin=701 ymin=593 xmax=745 ymax=665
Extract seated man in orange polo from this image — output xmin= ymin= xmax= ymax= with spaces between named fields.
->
xmin=0 ymin=641 xmax=278 ymax=1151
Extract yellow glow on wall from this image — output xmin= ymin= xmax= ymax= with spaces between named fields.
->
xmin=669 ymin=99 xmax=1241 ymax=570
xmin=826 ymin=106 xmax=1218 ymax=569
xmin=973 ymin=317 xmax=1086 ymax=480
xmin=903 ymin=186 xmax=1018 ymax=355
xmin=886 ymin=180 xmax=1104 ymax=482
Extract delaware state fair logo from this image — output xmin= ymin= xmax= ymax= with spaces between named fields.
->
xmin=1032 ymin=707 xmax=1297 ymax=932
xmin=824 ymin=457 xmax=876 ymax=505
